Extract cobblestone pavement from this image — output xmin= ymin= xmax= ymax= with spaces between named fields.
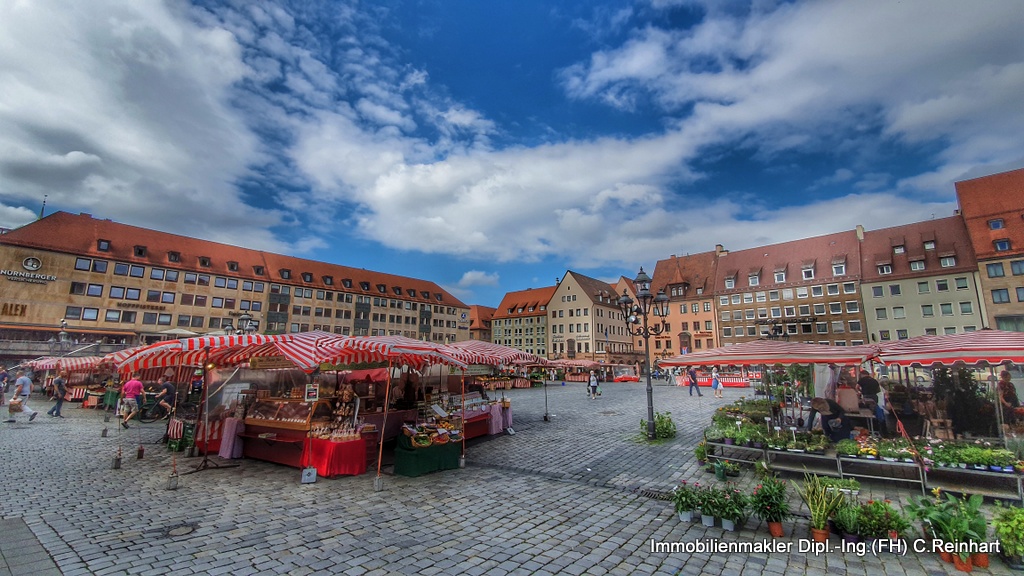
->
xmin=0 ymin=381 xmax=997 ymax=575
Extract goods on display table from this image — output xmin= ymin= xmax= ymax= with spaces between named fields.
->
xmin=394 ymin=422 xmax=463 ymax=477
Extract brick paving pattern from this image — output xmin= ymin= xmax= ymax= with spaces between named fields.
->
xmin=0 ymin=381 xmax=997 ymax=574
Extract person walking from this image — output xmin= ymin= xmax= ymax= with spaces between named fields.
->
xmin=588 ymin=370 xmax=599 ymax=400
xmin=7 ymin=370 xmax=38 ymax=423
xmin=120 ymin=373 xmax=145 ymax=428
xmin=47 ymin=370 xmax=68 ymax=418
xmin=712 ymin=367 xmax=723 ymax=398
xmin=687 ymin=366 xmax=702 ymax=397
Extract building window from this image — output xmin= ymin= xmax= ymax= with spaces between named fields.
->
xmin=280 ymin=269 xmax=291 ymax=280
xmin=302 ymin=272 xmax=313 ymax=282
xmin=936 ymin=279 xmax=949 ymax=292
xmin=917 ymin=281 xmax=930 ymax=294
xmin=774 ymin=271 xmax=786 ymax=282
xmin=97 ymin=239 xmax=111 ymax=252
xmin=831 ymin=321 xmax=845 ymax=333
xmin=955 ymin=277 xmax=969 ymax=290
xmin=871 ymin=286 xmax=883 ymax=298
xmin=832 ymin=263 xmax=846 ymax=276
xmin=845 ymin=301 xmax=860 ymax=313
xmin=87 ymin=284 xmax=103 ymax=297
xmin=924 ymin=241 xmax=936 ymax=250
xmin=1018 ymin=287 xmax=1024 ymax=302
xmin=825 ymin=284 xmax=839 ymax=296
xmin=989 ymin=219 xmax=1005 ymax=230
xmin=879 ymin=330 xmax=890 ymax=341
xmin=849 ymin=320 xmax=862 ymax=332
xmin=816 ymin=322 xmax=828 ymax=334
xmin=228 ymin=261 xmax=239 ymax=272
xmin=134 ymin=246 xmax=147 ymax=257
xmin=959 ymin=302 xmax=973 ymax=315
xmin=802 ymin=266 xmax=815 ymax=280
xmin=940 ymin=303 xmax=953 ymax=316
xmin=875 ymin=308 xmax=888 ymax=320
xmin=796 ymin=287 xmax=808 ymax=298
xmin=897 ymin=329 xmax=909 ymax=340
xmin=724 ymin=277 xmax=735 ymax=289
xmin=769 ymin=290 xmax=780 ymax=301
xmin=748 ymin=274 xmax=759 ymax=287
xmin=940 ymin=256 xmax=956 ymax=267
xmin=723 ymin=327 xmax=732 ymax=337
xmin=921 ymin=304 xmax=934 ymax=317
xmin=799 ymin=304 xmax=810 ymax=315
xmin=987 ymin=263 xmax=1006 ymax=277
xmin=893 ymin=245 xmax=905 ymax=254
xmin=877 ymin=264 xmax=892 ymax=275
xmin=254 ymin=266 xmax=265 ymax=276
xmin=995 ymin=239 xmax=1012 ymax=252
xmin=890 ymin=284 xmax=901 ymax=296
xmin=829 ymin=302 xmax=842 ymax=314
xmin=909 ymin=261 xmax=925 ymax=271
xmin=893 ymin=306 xmax=906 ymax=319
xmin=993 ymin=289 xmax=1011 ymax=304
xmin=843 ymin=282 xmax=856 ymax=294
xmin=198 ymin=257 xmax=211 ymax=268
xmin=168 ymin=251 xmax=180 ymax=263
xmin=813 ymin=303 xmax=826 ymax=315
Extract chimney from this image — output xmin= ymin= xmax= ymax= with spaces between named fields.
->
xmin=856 ymin=224 xmax=865 ymax=241
xmin=715 ymin=244 xmax=729 ymax=256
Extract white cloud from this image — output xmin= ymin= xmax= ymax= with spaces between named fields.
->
xmin=458 ymin=271 xmax=500 ymax=288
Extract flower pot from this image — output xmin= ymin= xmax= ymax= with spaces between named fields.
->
xmin=752 ymin=442 xmax=764 ymax=449
xmin=1004 ymin=466 xmax=1016 ymax=473
xmin=701 ymin=514 xmax=715 ymax=527
xmin=828 ymin=519 xmax=840 ymax=535
xmin=724 ymin=438 xmax=735 ymax=445
xmin=767 ymin=521 xmax=784 ymax=538
xmin=939 ymin=550 xmax=953 ymax=563
xmin=721 ymin=518 xmax=736 ymax=532
xmin=678 ymin=510 xmax=694 ymax=522
xmin=842 ymin=533 xmax=860 ymax=544
xmin=970 ymin=552 xmax=988 ymax=568
xmin=990 ymin=465 xmax=1003 ymax=472
xmin=957 ymin=463 xmax=967 ymax=468
xmin=810 ymin=527 xmax=829 ymax=543
xmin=888 ymin=530 xmax=900 ymax=540
xmin=952 ymin=554 xmax=972 ymax=572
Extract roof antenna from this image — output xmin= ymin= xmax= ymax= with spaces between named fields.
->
xmin=38 ymin=194 xmax=48 ymax=219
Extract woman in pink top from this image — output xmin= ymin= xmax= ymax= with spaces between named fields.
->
xmin=120 ymin=374 xmax=145 ymax=428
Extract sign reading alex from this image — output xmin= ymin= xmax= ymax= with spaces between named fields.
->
xmin=0 ymin=303 xmax=28 ymax=317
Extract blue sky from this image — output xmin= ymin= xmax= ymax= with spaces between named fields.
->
xmin=1 ymin=0 xmax=1023 ymax=308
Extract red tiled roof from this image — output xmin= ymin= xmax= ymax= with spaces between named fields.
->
xmin=859 ymin=217 xmax=977 ymax=281
xmin=1 ymin=212 xmax=467 ymax=307
xmin=566 ymin=271 xmax=618 ymax=301
xmin=468 ymin=305 xmax=496 ymax=329
xmin=492 ymin=286 xmax=557 ymax=319
xmin=712 ymin=230 xmax=862 ymax=292
xmin=956 ymin=168 xmax=1024 ymax=260
xmin=651 ymin=251 xmax=718 ymax=297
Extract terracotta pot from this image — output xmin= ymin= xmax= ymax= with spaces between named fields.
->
xmin=810 ymin=527 xmax=829 ymax=543
xmin=952 ymin=554 xmax=972 ymax=572
xmin=767 ymin=521 xmax=784 ymax=538
xmin=939 ymin=550 xmax=953 ymax=563
xmin=970 ymin=552 xmax=988 ymax=568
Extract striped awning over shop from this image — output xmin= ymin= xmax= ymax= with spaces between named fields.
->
xmin=447 ymin=340 xmax=542 ymax=366
xmin=58 ymin=356 xmax=107 ymax=373
xmin=318 ymin=335 xmax=468 ymax=369
xmin=660 ymin=340 xmax=879 ymax=367
xmin=875 ymin=329 xmax=1024 ymax=367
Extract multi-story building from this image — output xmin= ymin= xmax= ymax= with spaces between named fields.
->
xmin=547 ymin=271 xmax=631 ymax=362
xmin=651 ymin=251 xmax=719 ymax=359
xmin=467 ymin=305 xmax=496 ymax=341
xmin=859 ymin=218 xmax=982 ymax=342
xmin=0 ymin=212 xmax=469 ymax=350
xmin=714 ymin=232 xmax=866 ymax=346
xmin=490 ymin=287 xmax=554 ymax=357
xmin=956 ymin=168 xmax=1024 ymax=331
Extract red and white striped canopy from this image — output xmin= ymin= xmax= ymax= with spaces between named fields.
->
xmin=875 ymin=329 xmax=1024 ymax=367
xmin=215 ymin=331 xmax=341 ymax=371
xmin=318 ymin=336 xmax=468 ymax=369
xmin=550 ymin=359 xmax=601 ymax=368
xmin=660 ymin=340 xmax=879 ymax=367
xmin=58 ymin=356 xmax=107 ymax=373
xmin=27 ymin=357 xmax=60 ymax=370
xmin=447 ymin=340 xmax=541 ymax=366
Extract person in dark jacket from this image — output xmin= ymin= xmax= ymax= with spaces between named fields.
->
xmin=805 ymin=397 xmax=852 ymax=442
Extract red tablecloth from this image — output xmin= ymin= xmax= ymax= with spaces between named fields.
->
xmin=305 ymin=438 xmax=367 ymax=478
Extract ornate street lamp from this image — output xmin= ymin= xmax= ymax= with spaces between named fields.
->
xmin=618 ymin=267 xmax=669 ymax=440
xmin=237 ymin=312 xmax=256 ymax=335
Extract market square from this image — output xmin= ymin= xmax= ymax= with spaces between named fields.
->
xmin=0 ymin=378 xmax=999 ymax=576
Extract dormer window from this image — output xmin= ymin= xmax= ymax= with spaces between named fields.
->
xmin=168 ymin=251 xmax=180 ymax=263
xmin=995 ymin=239 xmax=1012 ymax=252
xmin=878 ymin=264 xmax=892 ymax=275
xmin=376 ymin=284 xmax=386 ymax=293
xmin=393 ymin=287 xmax=402 ymax=295
xmin=696 ymin=288 xmax=703 ymax=295
xmin=408 ymin=289 xmax=417 ymax=297
xmin=98 ymin=239 xmax=111 ymax=252
xmin=748 ymin=273 xmax=759 ymax=287
xmin=227 ymin=261 xmax=239 ymax=272
xmin=253 ymin=265 xmax=264 ymax=276
xmin=893 ymin=245 xmax=905 ymax=254
xmin=280 ymin=269 xmax=291 ymax=279
xmin=134 ymin=245 xmax=147 ymax=258
xmin=342 ymin=278 xmax=352 ymax=288
xmin=198 ymin=256 xmax=211 ymax=268
xmin=774 ymin=271 xmax=786 ymax=283
xmin=435 ymin=294 xmax=443 ymax=302
xmin=832 ymin=263 xmax=846 ymax=276
xmin=802 ymin=263 xmax=815 ymax=280
xmin=421 ymin=291 xmax=430 ymax=299
xmin=724 ymin=277 xmax=736 ymax=289
xmin=323 ymin=276 xmax=333 ymax=285
xmin=924 ymin=241 xmax=936 ymax=250
xmin=360 ymin=281 xmax=370 ymax=290
xmin=989 ymin=219 xmax=1005 ymax=230
xmin=301 ymin=272 xmax=313 ymax=282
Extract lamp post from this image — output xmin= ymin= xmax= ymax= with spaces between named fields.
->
xmin=618 ymin=267 xmax=669 ymax=440
xmin=237 ymin=312 xmax=255 ymax=335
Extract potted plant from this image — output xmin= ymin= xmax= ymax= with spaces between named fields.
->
xmin=993 ymin=504 xmax=1024 ymax=569
xmin=794 ymin=473 xmax=846 ymax=542
xmin=719 ymin=485 xmax=750 ymax=532
xmin=723 ymin=461 xmax=741 ymax=477
xmin=836 ymin=439 xmax=859 ymax=458
xmin=751 ymin=475 xmax=791 ymax=537
xmin=672 ymin=481 xmax=701 ymax=522
xmin=834 ymin=501 xmax=861 ymax=543
xmin=694 ymin=441 xmax=708 ymax=465
xmin=698 ymin=484 xmax=723 ymax=527
xmin=858 ymin=500 xmax=909 ymax=541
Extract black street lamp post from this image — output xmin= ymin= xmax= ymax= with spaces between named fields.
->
xmin=618 ymin=267 xmax=669 ymax=440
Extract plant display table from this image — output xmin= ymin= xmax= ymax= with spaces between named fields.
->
xmin=924 ymin=465 xmax=1024 ymax=503
xmin=393 ymin=434 xmax=461 ymax=477
xmin=705 ymin=440 xmax=763 ymax=465
xmin=767 ymin=449 xmax=841 ymax=478
xmin=838 ymin=456 xmax=925 ymax=495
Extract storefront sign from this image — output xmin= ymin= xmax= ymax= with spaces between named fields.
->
xmin=0 ymin=303 xmax=28 ymax=317
xmin=249 ymin=356 xmax=294 ymax=369
xmin=305 ymin=381 xmax=318 ymax=402
xmin=0 ymin=269 xmax=57 ymax=284
xmin=116 ymin=302 xmax=167 ymax=311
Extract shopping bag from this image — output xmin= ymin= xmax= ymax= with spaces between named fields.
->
xmin=596 ymin=386 xmax=602 ymax=396
xmin=8 ymin=398 xmax=23 ymax=414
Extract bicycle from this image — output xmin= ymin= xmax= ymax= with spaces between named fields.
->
xmin=138 ymin=398 xmax=198 ymax=423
